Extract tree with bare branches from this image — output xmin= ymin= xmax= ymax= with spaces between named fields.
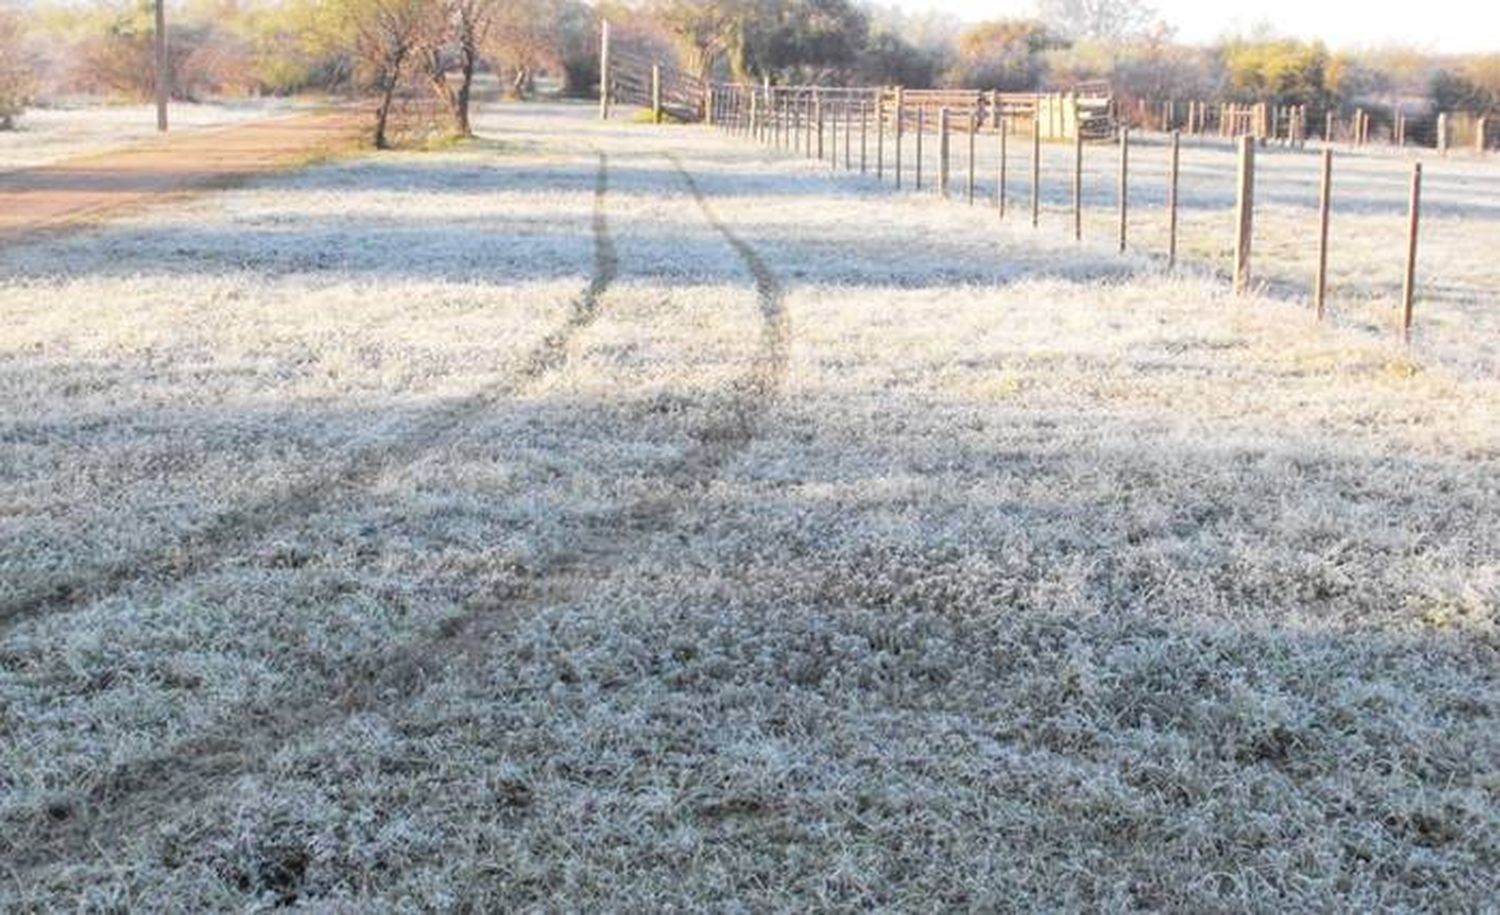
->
xmin=486 ymin=0 xmax=563 ymax=100
xmin=338 ymin=0 xmax=442 ymax=148
xmin=419 ymin=0 xmax=497 ymax=136
xmin=649 ymin=0 xmax=742 ymax=91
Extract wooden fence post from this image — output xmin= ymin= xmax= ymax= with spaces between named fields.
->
xmin=861 ymin=100 xmax=869 ymax=173
xmin=1168 ymin=129 xmax=1180 ymax=267
xmin=761 ymin=77 xmax=770 ymax=141
xmin=845 ymin=101 xmax=853 ymax=169
xmin=1233 ymin=136 xmax=1255 ymax=295
xmin=791 ymin=92 xmax=800 ymax=150
xmin=816 ymin=92 xmax=826 ymax=160
xmin=938 ymin=108 xmax=951 ymax=198
xmin=1117 ymin=127 xmax=1129 ymax=253
xmin=916 ymin=107 xmax=925 ymax=190
xmin=1315 ymin=148 xmax=1332 ymax=321
xmin=807 ymin=93 xmax=816 ymax=156
xmin=1402 ymin=162 xmax=1422 ymax=342
xmin=876 ymin=93 xmax=885 ymax=180
xmin=651 ymin=64 xmax=662 ymax=124
xmin=1030 ymin=112 xmax=1040 ymax=228
xmin=1478 ymin=117 xmax=1488 ymax=154
xmin=895 ymin=91 xmax=905 ymax=188
xmin=598 ymin=20 xmax=611 ymax=120
xmin=998 ymin=115 xmax=1008 ymax=218
xmin=833 ymin=99 xmax=841 ymax=165
xmin=830 ymin=98 xmax=838 ymax=164
xmin=967 ymin=112 xmax=977 ymax=204
xmin=829 ymin=97 xmax=838 ymax=165
xmin=1437 ymin=112 xmax=1448 ymax=155
xmin=1072 ymin=128 xmax=1083 ymax=241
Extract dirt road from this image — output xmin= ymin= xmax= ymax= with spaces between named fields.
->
xmin=0 ymin=109 xmax=366 ymax=240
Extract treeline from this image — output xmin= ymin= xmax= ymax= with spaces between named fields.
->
xmin=2 ymin=0 xmax=1497 ymax=144
xmin=2 ymin=0 xmax=603 ymax=144
xmin=643 ymin=0 xmax=1500 ymax=120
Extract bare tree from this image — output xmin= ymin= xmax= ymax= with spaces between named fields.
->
xmin=487 ymin=0 xmax=562 ymax=100
xmin=421 ymin=0 xmax=497 ymax=136
xmin=649 ymin=0 xmax=743 ymax=90
xmin=1037 ymin=0 xmax=1155 ymax=43
xmin=345 ymin=0 xmax=441 ymax=147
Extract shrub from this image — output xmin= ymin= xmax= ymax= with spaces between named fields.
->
xmin=0 ymin=9 xmax=34 ymax=129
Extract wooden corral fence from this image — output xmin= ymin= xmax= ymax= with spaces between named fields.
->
xmin=597 ymin=23 xmax=1115 ymax=140
xmin=598 ymin=24 xmax=705 ymax=123
xmin=1130 ymin=97 xmax=1493 ymax=156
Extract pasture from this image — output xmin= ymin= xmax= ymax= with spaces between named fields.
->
xmin=0 ymin=101 xmax=1496 ymax=909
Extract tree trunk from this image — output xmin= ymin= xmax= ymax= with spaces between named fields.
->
xmin=426 ymin=58 xmax=460 ymax=134
xmin=374 ymin=73 xmax=399 ymax=149
xmin=374 ymin=49 xmax=409 ymax=150
xmin=455 ymin=51 xmax=475 ymax=137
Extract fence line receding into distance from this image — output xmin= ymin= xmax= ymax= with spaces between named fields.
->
xmin=598 ymin=25 xmax=1467 ymax=344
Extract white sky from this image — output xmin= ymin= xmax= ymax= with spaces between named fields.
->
xmin=889 ymin=0 xmax=1500 ymax=54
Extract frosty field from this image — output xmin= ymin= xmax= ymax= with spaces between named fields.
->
xmin=0 ymin=102 xmax=1496 ymax=909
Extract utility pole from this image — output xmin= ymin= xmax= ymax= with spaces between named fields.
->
xmin=154 ymin=0 xmax=168 ymax=131
xmin=598 ymin=20 xmax=611 ymax=121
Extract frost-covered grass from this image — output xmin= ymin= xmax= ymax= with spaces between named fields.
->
xmin=0 ymin=102 xmax=1496 ymax=909
xmin=0 ymin=99 xmax=301 ymax=171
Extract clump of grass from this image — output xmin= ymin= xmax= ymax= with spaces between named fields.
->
xmin=628 ymin=109 xmax=689 ymax=126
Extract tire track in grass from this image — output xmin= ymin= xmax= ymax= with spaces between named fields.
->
xmin=4 ymin=152 xmax=792 ymax=878
xmin=667 ymin=152 xmax=789 ymax=470
xmin=0 ymin=152 xmax=618 ymax=632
